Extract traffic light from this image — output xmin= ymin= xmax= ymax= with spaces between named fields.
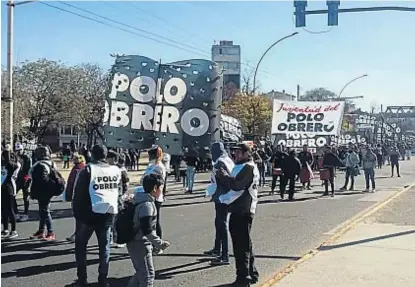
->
xmin=294 ymin=1 xmax=307 ymax=28
xmin=327 ymin=1 xmax=340 ymax=26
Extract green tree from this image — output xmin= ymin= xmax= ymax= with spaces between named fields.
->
xmin=223 ymin=92 xmax=272 ymax=137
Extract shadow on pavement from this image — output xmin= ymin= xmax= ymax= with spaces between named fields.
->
xmin=319 ymin=229 xmax=415 ymax=251
xmin=157 ymin=253 xmax=301 ymax=261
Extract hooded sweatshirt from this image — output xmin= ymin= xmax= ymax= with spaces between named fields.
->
xmin=130 ymin=191 xmax=164 ymax=249
xmin=1 ymin=151 xmax=21 ymax=196
xmin=206 ymin=142 xmax=235 ymax=203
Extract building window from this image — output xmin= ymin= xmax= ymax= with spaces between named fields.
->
xmin=61 ymin=125 xmax=74 ymax=135
xmin=219 ymin=48 xmax=222 ymax=54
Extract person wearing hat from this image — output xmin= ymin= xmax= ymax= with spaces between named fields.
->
xmin=14 ymin=142 xmax=33 ymax=222
xmin=216 ymin=142 xmax=260 ymax=287
xmin=72 ymin=144 xmax=122 ymax=287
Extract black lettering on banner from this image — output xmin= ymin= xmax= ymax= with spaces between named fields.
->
xmin=278 ymin=110 xmax=337 ymax=133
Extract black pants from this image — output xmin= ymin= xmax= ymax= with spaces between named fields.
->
xmin=2 ymin=192 xmax=16 ymax=231
xmin=324 ymin=168 xmax=335 ymax=195
xmin=271 ymin=175 xmax=282 ymax=192
xmin=281 ymin=176 xmax=296 ymax=199
xmin=38 ymin=198 xmax=53 ymax=233
xmin=229 ymin=213 xmax=259 ymax=283
xmin=377 ymin=155 xmax=383 ymax=169
xmin=155 ymin=201 xmax=162 ymax=239
xmin=214 ymin=203 xmax=229 ymax=259
xmin=258 ymin=166 xmax=266 ymax=186
xmin=14 ymin=182 xmax=29 ymax=214
xmin=391 ymin=161 xmax=400 ymax=176
xmin=342 ymin=167 xmax=355 ymax=189
xmin=63 ymin=160 xmax=70 ymax=169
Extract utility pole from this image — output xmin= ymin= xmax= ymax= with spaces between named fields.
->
xmin=296 ymin=84 xmax=300 ymax=101
xmin=6 ymin=0 xmax=14 ymax=147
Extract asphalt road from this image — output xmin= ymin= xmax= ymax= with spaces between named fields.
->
xmin=2 ymin=160 xmax=415 ymax=287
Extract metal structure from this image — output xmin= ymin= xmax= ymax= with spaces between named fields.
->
xmin=383 ymin=106 xmax=415 ymax=118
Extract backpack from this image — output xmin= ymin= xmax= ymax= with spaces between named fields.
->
xmin=114 ymin=201 xmax=138 ymax=244
xmin=42 ymin=162 xmax=66 ymax=196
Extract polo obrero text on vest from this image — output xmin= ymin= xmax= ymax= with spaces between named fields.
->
xmin=92 ymin=176 xmax=120 ymax=191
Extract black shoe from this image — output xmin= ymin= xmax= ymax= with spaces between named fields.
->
xmin=71 ymin=280 xmax=88 ymax=287
xmin=98 ymin=280 xmax=109 ymax=287
xmin=322 ymin=192 xmax=329 ymax=196
xmin=203 ymin=249 xmax=220 ymax=257
xmin=231 ymin=280 xmax=250 ymax=287
xmin=210 ymin=257 xmax=230 ymax=265
xmin=250 ymin=277 xmax=259 ymax=284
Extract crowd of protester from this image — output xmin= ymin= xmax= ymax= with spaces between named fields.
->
xmin=1 ymin=137 xmax=411 ymax=287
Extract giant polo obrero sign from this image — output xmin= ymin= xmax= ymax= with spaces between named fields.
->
xmin=103 ymin=55 xmax=222 ymax=155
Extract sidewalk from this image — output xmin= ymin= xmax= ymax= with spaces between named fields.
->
xmin=271 ymin=186 xmax=415 ymax=287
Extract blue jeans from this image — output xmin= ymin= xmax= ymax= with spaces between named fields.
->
xmin=214 ymin=203 xmax=229 ymax=260
xmin=364 ymin=169 xmax=376 ymax=189
xmin=186 ymin=166 xmax=196 ymax=191
xmin=75 ymin=221 xmax=111 ymax=283
xmin=38 ymin=198 xmax=53 ymax=233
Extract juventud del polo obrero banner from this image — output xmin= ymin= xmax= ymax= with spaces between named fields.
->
xmin=271 ymin=100 xmax=345 ymax=136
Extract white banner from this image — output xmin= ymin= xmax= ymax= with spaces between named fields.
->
xmin=271 ymin=100 xmax=345 ymax=136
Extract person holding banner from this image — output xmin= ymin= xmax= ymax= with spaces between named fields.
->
xmin=298 ymin=145 xmax=314 ymax=190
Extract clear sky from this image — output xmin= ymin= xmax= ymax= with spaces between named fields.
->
xmin=1 ymin=1 xmax=415 ymax=111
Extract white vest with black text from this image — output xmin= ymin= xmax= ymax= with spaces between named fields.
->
xmin=88 ymin=164 xmax=121 ymax=215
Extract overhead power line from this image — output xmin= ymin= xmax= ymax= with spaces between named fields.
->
xmin=39 ymin=2 xmax=278 ymax=79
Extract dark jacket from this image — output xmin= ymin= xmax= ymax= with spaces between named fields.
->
xmin=211 ymin=142 xmax=233 ymax=204
xmin=217 ymin=159 xmax=256 ymax=215
xmin=322 ymin=152 xmax=344 ymax=169
xmin=65 ymin=162 xmax=86 ymax=201
xmin=1 ymin=151 xmax=20 ymax=196
xmin=30 ymin=159 xmax=55 ymax=201
xmin=282 ymin=155 xmax=302 ymax=178
xmin=298 ymin=151 xmax=313 ymax=168
xmin=270 ymin=151 xmax=287 ymax=169
xmin=16 ymin=152 xmax=32 ymax=188
xmin=72 ymin=160 xmax=119 ymax=227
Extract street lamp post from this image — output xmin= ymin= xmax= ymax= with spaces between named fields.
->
xmin=252 ymin=32 xmax=299 ymax=94
xmin=338 ymin=74 xmax=368 ymax=98
xmin=6 ymin=0 xmax=14 ymax=147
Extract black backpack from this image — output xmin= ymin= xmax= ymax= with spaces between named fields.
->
xmin=114 ymin=201 xmax=138 ymax=244
xmin=42 ymin=162 xmax=66 ymax=196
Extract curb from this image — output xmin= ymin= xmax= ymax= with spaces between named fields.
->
xmin=259 ymin=182 xmax=415 ymax=287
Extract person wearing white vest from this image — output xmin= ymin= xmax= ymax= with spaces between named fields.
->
xmin=204 ymin=142 xmax=235 ymax=266
xmin=216 ymin=142 xmax=260 ymax=287
xmin=72 ymin=145 xmax=121 ymax=287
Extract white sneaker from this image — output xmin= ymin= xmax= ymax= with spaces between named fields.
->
xmin=371 ymin=189 xmax=376 ymax=193
xmin=116 ymin=243 xmax=126 ymax=248
xmin=1 ymin=230 xmax=10 ymax=238
xmin=8 ymin=230 xmax=18 ymax=239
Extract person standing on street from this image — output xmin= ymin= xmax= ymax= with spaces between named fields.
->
xmin=269 ymin=145 xmax=287 ymax=196
xmin=321 ymin=145 xmax=344 ymax=197
xmin=204 ymin=142 xmax=235 ymax=265
xmin=281 ymin=150 xmax=302 ymax=201
xmin=29 ymin=146 xmax=57 ymax=241
xmin=72 ymin=145 xmax=121 ymax=287
xmin=362 ymin=146 xmax=377 ymax=192
xmin=14 ymin=143 xmax=32 ymax=222
xmin=63 ymin=145 xmax=72 ymax=169
xmin=389 ymin=146 xmax=401 ymax=177
xmin=216 ymin=142 xmax=260 ymax=287
xmin=340 ymin=146 xmax=360 ymax=191
xmin=65 ymin=155 xmax=86 ymax=243
xmin=1 ymin=150 xmax=21 ymax=239
xmin=184 ymin=147 xmax=198 ymax=194
xmin=297 ymin=145 xmax=314 ymax=190
xmin=375 ymin=144 xmax=383 ymax=169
